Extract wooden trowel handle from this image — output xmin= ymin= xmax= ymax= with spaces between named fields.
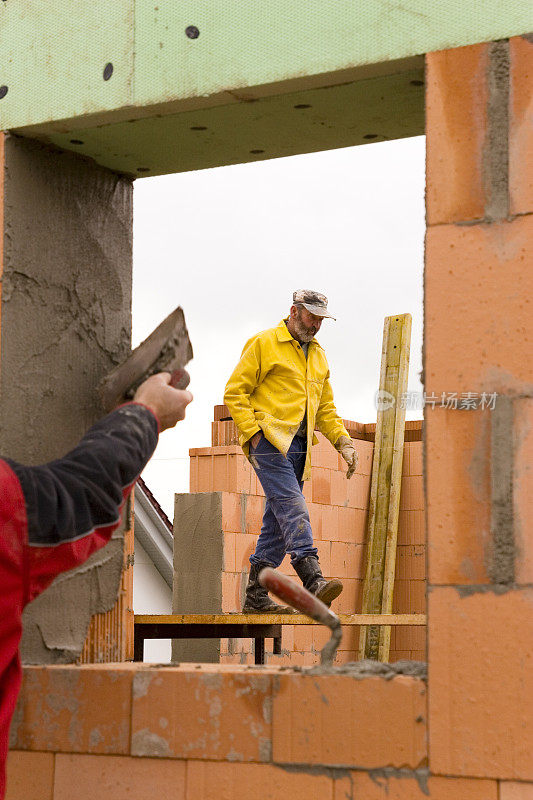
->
xmin=169 ymin=369 xmax=191 ymax=390
xmin=259 ymin=567 xmax=342 ymax=666
xmin=259 ymin=567 xmax=337 ymax=627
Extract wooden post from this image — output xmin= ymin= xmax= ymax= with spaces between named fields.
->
xmin=359 ymin=314 xmax=411 ymax=661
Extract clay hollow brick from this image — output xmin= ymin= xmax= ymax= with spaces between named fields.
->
xmin=10 ymin=665 xmax=133 ymax=755
xmin=52 ymin=754 xmax=187 ymax=800
xmin=429 ymin=587 xmax=533 ymax=781
xmin=273 ymin=673 xmax=427 ymax=768
xmin=500 ymin=783 xmax=533 ymax=800
xmin=11 ymin=664 xmax=428 ymax=778
xmin=182 ymin=410 xmax=426 ymax=665
xmin=509 ymin=35 xmax=533 ymax=217
xmin=131 ymin=666 xmax=274 ymax=763
xmin=426 ymin=43 xmax=489 ymax=225
xmin=425 ymin=218 xmax=533 ymax=394
xmin=514 ymin=398 xmax=533 ymax=585
xmin=186 ymin=413 xmax=427 ymax=665
xmin=5 ymin=751 xmax=55 ymax=800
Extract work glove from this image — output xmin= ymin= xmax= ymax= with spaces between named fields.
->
xmin=335 ymin=435 xmax=358 ymax=479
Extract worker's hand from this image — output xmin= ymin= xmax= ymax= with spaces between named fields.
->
xmin=250 ymin=431 xmax=262 ymax=449
xmin=335 ymin=435 xmax=358 ymax=479
xmin=133 ymin=372 xmax=193 ymax=432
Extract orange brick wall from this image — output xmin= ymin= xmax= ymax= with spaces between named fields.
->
xmin=185 ymin=412 xmax=426 ymax=665
xmin=7 ymin=662 xmax=430 ymax=800
xmin=9 ymin=662 xmax=528 ymax=800
xmin=425 ymin=37 xmax=533 ymax=783
xmin=6 ymin=34 xmax=533 ymax=800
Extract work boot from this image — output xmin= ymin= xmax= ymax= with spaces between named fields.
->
xmin=294 ymin=555 xmax=343 ymax=607
xmin=242 ymin=563 xmax=292 ymax=613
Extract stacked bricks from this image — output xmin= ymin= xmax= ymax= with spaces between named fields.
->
xmin=6 ymin=661 xmax=440 ymax=800
xmin=425 ymin=38 xmax=533 ymax=790
xmin=211 ymin=404 xmax=424 ymax=445
xmin=179 ymin=406 xmax=426 ymax=665
xmin=9 ymin=660 xmax=525 ymax=799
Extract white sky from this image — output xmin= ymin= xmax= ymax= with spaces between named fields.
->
xmin=132 ymin=135 xmax=426 ymax=517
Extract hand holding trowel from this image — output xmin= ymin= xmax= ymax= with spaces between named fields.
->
xmin=99 ymin=306 xmax=193 ymax=413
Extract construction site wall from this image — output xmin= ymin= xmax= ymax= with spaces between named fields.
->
xmin=173 ymin=408 xmax=425 ymax=665
xmin=8 ymin=661 xmax=429 ymax=800
xmin=4 ymin=30 xmax=533 ymax=800
xmin=7 ymin=659 xmax=528 ymax=800
xmin=0 ymin=134 xmax=134 ymax=666
xmin=424 ymin=37 xmax=533 ymax=783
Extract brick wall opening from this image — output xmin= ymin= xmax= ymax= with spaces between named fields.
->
xmin=173 ymin=405 xmax=426 ymax=666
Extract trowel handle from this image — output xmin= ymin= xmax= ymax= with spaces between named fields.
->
xmin=259 ymin=567 xmax=338 ymax=628
xmin=260 ymin=567 xmax=342 ymax=666
xmin=169 ymin=368 xmax=191 ymax=390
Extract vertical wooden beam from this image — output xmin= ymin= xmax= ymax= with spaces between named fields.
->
xmin=359 ymin=314 xmax=411 ymax=661
xmin=378 ymin=316 xmax=411 ymax=661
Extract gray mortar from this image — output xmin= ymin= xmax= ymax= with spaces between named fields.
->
xmin=306 ymin=659 xmax=427 ymax=680
xmin=131 ymin=728 xmax=171 ymax=757
xmin=0 ymin=135 xmax=133 ymax=663
xmin=276 ymin=765 xmax=429 ymax=798
xmin=275 ymin=763 xmax=354 ymax=781
xmin=172 ymin=492 xmax=224 ymax=662
xmin=240 ymin=493 xmax=247 ymax=533
xmin=263 ymin=660 xmax=427 ymax=679
xmin=368 ymin=767 xmax=430 ymax=796
xmin=21 ymin=538 xmax=124 ymax=663
xmin=454 ymin=583 xmax=517 ymax=598
xmin=488 ymin=396 xmax=516 ymax=585
xmin=483 ymin=40 xmax=510 ymax=221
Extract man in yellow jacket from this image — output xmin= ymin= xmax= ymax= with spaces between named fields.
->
xmin=224 ymin=290 xmax=358 ymax=613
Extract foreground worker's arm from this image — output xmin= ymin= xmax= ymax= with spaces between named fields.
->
xmin=224 ymin=338 xmax=263 ymax=446
xmin=3 ymin=373 xmax=192 ymax=602
xmin=315 ymin=375 xmax=358 ymax=478
xmin=0 ymin=373 xmax=192 ymax=800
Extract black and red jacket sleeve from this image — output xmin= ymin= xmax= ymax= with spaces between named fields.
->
xmin=0 ymin=402 xmax=159 ymax=799
xmin=4 ymin=402 xmax=159 ymax=604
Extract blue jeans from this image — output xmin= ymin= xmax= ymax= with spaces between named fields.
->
xmin=248 ymin=433 xmax=318 ymax=567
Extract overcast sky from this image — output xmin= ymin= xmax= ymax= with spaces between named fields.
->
xmin=132 ymin=135 xmax=426 ymax=518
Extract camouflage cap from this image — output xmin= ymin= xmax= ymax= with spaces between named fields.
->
xmin=292 ymin=289 xmax=336 ymax=320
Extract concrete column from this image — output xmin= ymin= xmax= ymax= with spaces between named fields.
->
xmin=0 ymin=134 xmax=133 ymax=663
xmin=424 ymin=38 xmax=533 ymax=780
xmin=172 ymin=492 xmax=225 ymax=663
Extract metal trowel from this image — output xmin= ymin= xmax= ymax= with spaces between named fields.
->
xmin=99 ymin=306 xmax=193 ymax=412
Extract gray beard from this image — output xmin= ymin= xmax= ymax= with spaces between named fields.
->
xmin=292 ymin=317 xmax=315 ymax=343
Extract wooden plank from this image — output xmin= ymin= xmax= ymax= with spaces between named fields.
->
xmin=359 ymin=314 xmax=412 ymax=661
xmin=379 ymin=314 xmax=412 ymax=661
xmin=359 ymin=316 xmax=393 ymax=660
xmin=134 ymin=613 xmax=426 ymax=626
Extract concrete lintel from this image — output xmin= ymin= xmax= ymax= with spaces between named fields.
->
xmin=2 ymin=1 xmax=533 ymax=133
xmin=19 ymin=66 xmax=425 ymax=178
xmin=12 ymin=55 xmax=424 ymax=138
xmin=2 ymin=1 xmax=533 ymax=175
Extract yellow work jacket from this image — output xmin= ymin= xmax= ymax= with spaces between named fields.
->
xmin=224 ymin=319 xmax=349 ymax=481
